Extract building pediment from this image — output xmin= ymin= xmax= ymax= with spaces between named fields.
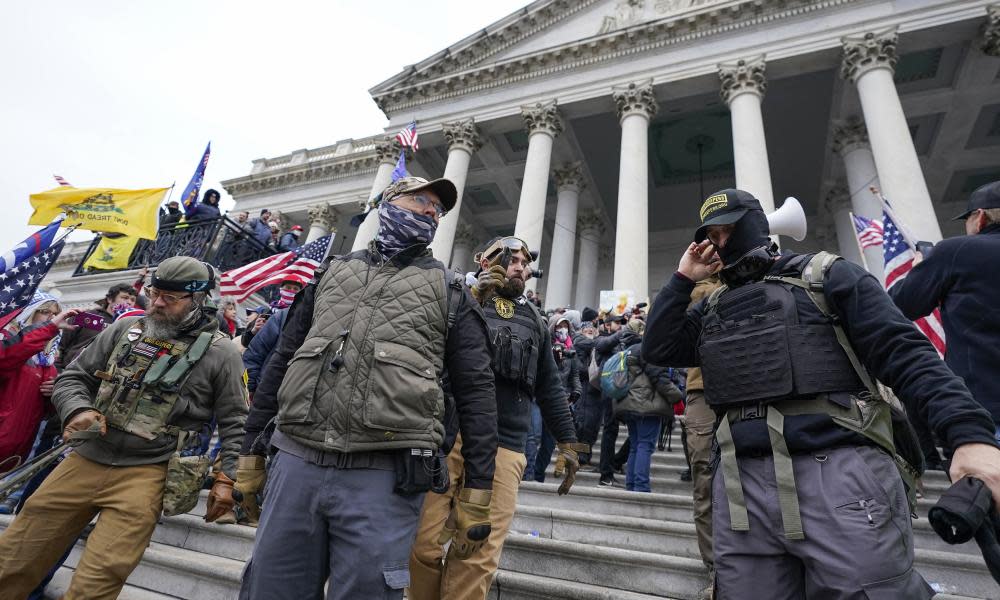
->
xmin=369 ymin=0 xmax=853 ymax=116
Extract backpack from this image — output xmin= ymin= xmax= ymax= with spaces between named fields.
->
xmin=600 ymin=350 xmax=631 ymax=401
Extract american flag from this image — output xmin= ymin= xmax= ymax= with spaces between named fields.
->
xmin=53 ymin=175 xmax=72 ymax=187
xmin=852 ymin=214 xmax=884 ymax=249
xmin=0 ymin=241 xmax=65 ymax=318
xmin=882 ymin=209 xmax=946 ymax=356
xmin=395 ymin=121 xmax=419 ymax=150
xmin=220 ymin=234 xmax=333 ymax=302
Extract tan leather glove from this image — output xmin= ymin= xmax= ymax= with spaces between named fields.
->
xmin=205 ymin=471 xmax=235 ymax=523
xmin=234 ymin=455 xmax=266 ymax=526
xmin=471 ymin=265 xmax=508 ymax=303
xmin=62 ymin=410 xmax=106 ymax=444
xmin=437 ymin=488 xmax=492 ymax=560
xmin=554 ymin=442 xmax=589 ymax=495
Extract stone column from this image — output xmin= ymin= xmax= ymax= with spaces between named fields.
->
xmin=719 ymin=56 xmax=775 ymax=215
xmin=574 ymin=211 xmax=604 ymax=310
xmin=823 ymin=186 xmax=864 ymax=265
xmin=832 ymin=117 xmax=885 ymax=281
xmin=612 ymin=81 xmax=657 ymax=301
xmin=429 ymin=119 xmax=482 ymax=264
xmin=306 ymin=204 xmax=335 ymax=243
xmin=982 ymin=5 xmax=1000 ymax=56
xmin=514 ymin=101 xmax=563 ymax=291
xmin=351 ymin=138 xmax=399 ymax=252
xmin=842 ymin=29 xmax=942 ymax=242
xmin=545 ymin=162 xmax=585 ymax=310
xmin=449 ymin=224 xmax=477 ymax=274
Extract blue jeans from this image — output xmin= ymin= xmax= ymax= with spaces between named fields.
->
xmin=531 ymin=427 xmax=556 ymax=483
xmin=625 ymin=415 xmax=661 ymax=492
xmin=523 ymin=404 xmax=543 ymax=481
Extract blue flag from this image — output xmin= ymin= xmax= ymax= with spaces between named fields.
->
xmin=180 ymin=142 xmax=212 ymax=217
xmin=0 ymin=240 xmax=65 ymax=317
xmin=0 ymin=216 xmax=64 ymax=273
xmin=391 ymin=149 xmax=408 ymax=182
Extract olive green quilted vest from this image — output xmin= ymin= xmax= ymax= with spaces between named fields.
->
xmin=276 ymin=249 xmax=449 ymax=453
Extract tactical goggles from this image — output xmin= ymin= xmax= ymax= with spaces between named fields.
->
xmin=480 ymin=237 xmax=532 ymax=263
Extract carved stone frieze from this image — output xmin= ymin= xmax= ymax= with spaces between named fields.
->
xmin=831 ymin=116 xmax=870 ymax=156
xmin=840 ymin=28 xmax=898 ymax=83
xmin=443 ymin=119 xmax=483 ymax=155
xmin=307 ymin=204 xmax=336 ymax=231
xmin=823 ymin=185 xmax=851 ymax=216
xmin=612 ymin=81 xmax=658 ymax=122
xmin=521 ymin=101 xmax=564 ymax=138
xmin=718 ymin=56 xmax=767 ymax=104
xmin=223 ymin=155 xmax=380 ymax=198
xmin=553 ymin=162 xmax=586 ymax=192
xmin=983 ymin=5 xmax=1000 ymax=56
xmin=454 ymin=223 xmax=478 ymax=249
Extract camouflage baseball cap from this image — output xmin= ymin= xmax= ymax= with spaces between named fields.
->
xmin=152 ymin=257 xmax=216 ymax=293
xmin=381 ymin=176 xmax=458 ymax=211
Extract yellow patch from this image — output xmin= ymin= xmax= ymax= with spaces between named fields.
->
xmin=493 ymin=297 xmax=516 ymax=319
xmin=699 ymin=193 xmax=729 ymax=222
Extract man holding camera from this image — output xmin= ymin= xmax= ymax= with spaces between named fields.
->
xmin=408 ymin=236 xmax=585 ymax=600
xmin=889 ymin=180 xmax=1000 ymax=435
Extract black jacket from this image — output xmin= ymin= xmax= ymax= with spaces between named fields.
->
xmin=642 ymin=254 xmax=997 ymax=456
xmin=594 ymin=328 xmax=641 ymax=369
xmin=889 ymin=224 xmax=1000 ymax=425
xmin=243 ymin=251 xmax=498 ymax=489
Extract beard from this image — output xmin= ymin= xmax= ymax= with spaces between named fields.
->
xmin=498 ymin=276 xmax=525 ymax=298
xmin=144 ymin=306 xmax=195 ymax=339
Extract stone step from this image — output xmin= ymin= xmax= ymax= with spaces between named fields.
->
xmin=489 ymin=569 xmax=679 ymax=599
xmin=44 ymin=566 xmax=177 ymax=599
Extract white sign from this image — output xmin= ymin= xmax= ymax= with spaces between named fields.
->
xmin=599 ymin=290 xmax=637 ymax=316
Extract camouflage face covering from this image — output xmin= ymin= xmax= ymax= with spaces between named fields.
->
xmin=375 ymin=201 xmax=437 ymax=255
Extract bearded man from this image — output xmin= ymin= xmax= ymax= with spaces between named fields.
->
xmin=0 ymin=256 xmax=248 ymax=600
xmin=408 ymin=236 xmax=586 ymax=600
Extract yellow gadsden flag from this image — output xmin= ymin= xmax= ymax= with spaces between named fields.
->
xmin=82 ymin=234 xmax=141 ymax=271
xmin=29 ymin=187 xmax=168 ymax=240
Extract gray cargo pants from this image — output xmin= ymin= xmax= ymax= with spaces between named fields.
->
xmin=712 ymin=446 xmax=933 ymax=600
xmin=240 ymin=449 xmax=425 ymax=600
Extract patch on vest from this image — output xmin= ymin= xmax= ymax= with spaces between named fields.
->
xmin=493 ymin=297 xmax=515 ymax=319
xmin=700 ymin=193 xmax=728 ymax=222
xmin=126 ymin=327 xmax=143 ymax=342
xmin=132 ymin=341 xmax=161 ymax=359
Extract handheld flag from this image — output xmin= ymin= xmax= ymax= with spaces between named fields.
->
xmin=391 ymin=149 xmax=408 ymax=183
xmin=0 ymin=241 xmax=65 ymax=318
xmin=852 ymin=214 xmax=884 ymax=249
xmin=29 ymin=187 xmax=168 ymax=240
xmin=1 ymin=216 xmax=65 ymax=273
xmin=180 ymin=142 xmax=212 ymax=218
xmin=82 ymin=234 xmax=141 ymax=271
xmin=220 ymin=234 xmax=333 ymax=302
xmin=395 ymin=121 xmax=419 ymax=150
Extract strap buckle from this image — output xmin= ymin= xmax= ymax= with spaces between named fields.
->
xmin=740 ymin=403 xmax=767 ymax=421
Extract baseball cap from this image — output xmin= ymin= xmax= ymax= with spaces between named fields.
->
xmin=952 ymin=181 xmax=1000 ymax=220
xmin=381 ymin=176 xmax=458 ymax=211
xmin=694 ymin=189 xmax=764 ymax=242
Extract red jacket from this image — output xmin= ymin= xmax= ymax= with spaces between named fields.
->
xmin=0 ymin=322 xmax=59 ymax=473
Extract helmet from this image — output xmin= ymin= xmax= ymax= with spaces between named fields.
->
xmin=151 ymin=257 xmax=216 ymax=293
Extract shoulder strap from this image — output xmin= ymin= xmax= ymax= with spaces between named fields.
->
xmin=157 ymin=331 xmax=217 ymax=389
xmin=444 ymin=270 xmax=465 ymax=331
xmin=706 ymin=284 xmax=729 ymax=314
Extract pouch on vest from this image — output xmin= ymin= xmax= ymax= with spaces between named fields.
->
xmin=600 ymin=351 xmax=630 ymax=401
xmin=162 ymin=430 xmax=211 ymax=517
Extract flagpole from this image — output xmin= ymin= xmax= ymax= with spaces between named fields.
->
xmin=870 ymin=186 xmax=918 ymax=251
xmin=163 ymin=181 xmax=177 ymax=205
xmin=847 ymin=211 xmax=871 ymax=273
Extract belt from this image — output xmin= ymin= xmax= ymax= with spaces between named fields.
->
xmin=271 ymin=430 xmax=397 ymax=471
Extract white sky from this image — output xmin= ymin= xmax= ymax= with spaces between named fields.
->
xmin=0 ymin=0 xmax=527 ymax=253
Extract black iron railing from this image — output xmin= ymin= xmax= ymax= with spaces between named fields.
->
xmin=73 ymin=217 xmax=277 ymax=277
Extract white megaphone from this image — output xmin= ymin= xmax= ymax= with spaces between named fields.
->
xmin=767 ymin=196 xmax=807 ymax=242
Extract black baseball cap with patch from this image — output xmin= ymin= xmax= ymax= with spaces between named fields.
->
xmin=951 ymin=180 xmax=1000 ymax=220
xmin=381 ymin=176 xmax=458 ymax=211
xmin=694 ymin=188 xmax=764 ymax=242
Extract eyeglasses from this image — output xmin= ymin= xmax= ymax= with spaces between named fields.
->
xmin=144 ymin=286 xmax=193 ymax=304
xmin=396 ymin=193 xmax=447 ymax=218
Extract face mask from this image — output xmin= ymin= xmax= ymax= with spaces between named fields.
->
xmin=716 ymin=210 xmax=770 ymax=267
xmin=375 ymin=201 xmax=438 ymax=255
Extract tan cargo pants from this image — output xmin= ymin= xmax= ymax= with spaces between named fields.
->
xmin=685 ymin=391 xmax=715 ymax=571
xmin=0 ymin=452 xmax=166 ymax=600
xmin=408 ymin=437 xmax=526 ymax=600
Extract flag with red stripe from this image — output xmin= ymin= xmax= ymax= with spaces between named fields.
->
xmin=53 ymin=175 xmax=72 ymax=187
xmin=395 ymin=121 xmax=419 ymax=151
xmin=220 ymin=234 xmax=332 ymax=302
xmin=851 ymin=214 xmax=883 ymax=249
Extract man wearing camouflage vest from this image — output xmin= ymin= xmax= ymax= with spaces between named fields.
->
xmin=0 ymin=257 xmax=248 ymax=600
xmin=237 ymin=176 xmax=498 ymax=600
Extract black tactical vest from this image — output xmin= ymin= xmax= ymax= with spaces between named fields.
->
xmin=482 ymin=295 xmax=543 ymax=392
xmin=699 ymin=259 xmax=864 ymax=409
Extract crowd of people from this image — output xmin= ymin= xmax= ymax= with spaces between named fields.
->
xmin=0 ymin=176 xmax=998 ymax=600
xmin=160 ymin=195 xmax=306 ymax=255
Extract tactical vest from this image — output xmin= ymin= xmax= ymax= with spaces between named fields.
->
xmin=93 ymin=321 xmax=220 ymax=440
xmin=275 ymin=247 xmax=449 ymax=453
xmin=482 ymin=295 xmax=544 ymax=392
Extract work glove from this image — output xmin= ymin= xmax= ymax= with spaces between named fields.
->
xmin=437 ymin=488 xmax=492 ymax=560
xmin=204 ymin=471 xmax=236 ymax=523
xmin=62 ymin=410 xmax=106 ymax=444
xmin=233 ymin=455 xmax=266 ymax=526
xmin=553 ymin=442 xmax=589 ymax=495
xmin=472 ymin=265 xmax=508 ymax=303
